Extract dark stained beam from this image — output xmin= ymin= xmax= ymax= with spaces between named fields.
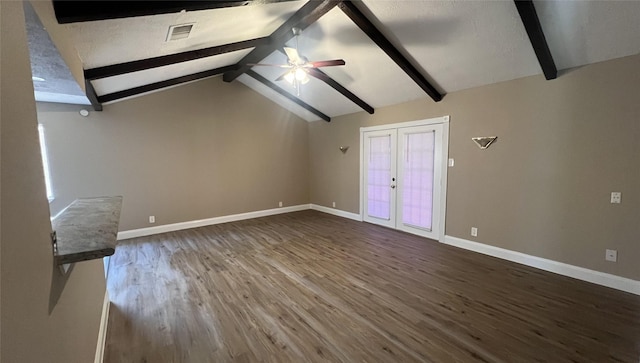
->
xmin=514 ymin=0 xmax=557 ymax=80
xmin=53 ymin=1 xmax=298 ymax=24
xmin=96 ymin=65 xmax=237 ymax=104
xmin=338 ymin=1 xmax=443 ymax=102
xmin=307 ymin=68 xmax=374 ymax=114
xmin=85 ymin=79 xmax=103 ymax=111
xmin=246 ymin=70 xmax=330 ymax=122
xmin=85 ymin=37 xmax=270 ymax=80
xmin=223 ymin=0 xmax=341 ymax=82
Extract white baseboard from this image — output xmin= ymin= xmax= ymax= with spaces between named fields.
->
xmin=94 ymin=290 xmax=110 ymax=363
xmin=310 ymin=204 xmax=362 ymax=221
xmin=443 ymin=235 xmax=640 ymax=296
xmin=117 ymin=204 xmax=310 ymax=240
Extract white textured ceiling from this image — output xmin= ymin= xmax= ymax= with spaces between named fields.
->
xmin=534 ymin=0 xmax=640 ymax=71
xmin=65 ymin=1 xmax=305 ymax=68
xmin=238 ymin=74 xmax=322 ymax=122
xmin=362 ymin=0 xmax=542 ymax=92
xmin=31 ymin=0 xmax=640 ymax=120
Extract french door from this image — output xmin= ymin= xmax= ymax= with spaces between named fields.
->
xmin=363 ymin=129 xmax=397 ymax=228
xmin=361 ymin=117 xmax=448 ymax=241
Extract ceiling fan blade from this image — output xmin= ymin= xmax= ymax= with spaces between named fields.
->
xmin=283 ymin=47 xmax=302 ymax=64
xmin=305 ymin=59 xmax=346 ymax=68
xmin=246 ymin=63 xmax=293 ymax=68
xmin=306 ymin=68 xmax=328 ymax=81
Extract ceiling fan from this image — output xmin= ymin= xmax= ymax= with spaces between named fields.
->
xmin=248 ymin=27 xmax=346 ymax=95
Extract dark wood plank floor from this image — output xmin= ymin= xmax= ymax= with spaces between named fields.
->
xmin=104 ymin=210 xmax=640 ymax=362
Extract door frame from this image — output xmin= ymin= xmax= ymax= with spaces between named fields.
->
xmin=359 ymin=116 xmax=450 ymax=242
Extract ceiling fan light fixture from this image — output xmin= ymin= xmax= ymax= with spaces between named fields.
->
xmin=284 ymin=71 xmax=295 ymax=84
xmin=283 ymin=68 xmax=309 ymax=85
xmin=250 ymin=27 xmax=344 ymax=91
xmin=295 ymin=68 xmax=308 ymax=83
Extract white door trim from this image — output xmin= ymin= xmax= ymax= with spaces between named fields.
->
xmin=360 ymin=116 xmax=449 ymax=132
xmin=359 ymin=116 xmax=450 ymax=242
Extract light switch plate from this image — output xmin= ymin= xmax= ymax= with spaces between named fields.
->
xmin=448 ymin=158 xmax=455 ymax=167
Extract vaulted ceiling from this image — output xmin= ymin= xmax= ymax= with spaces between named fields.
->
xmin=27 ymin=0 xmax=640 ymax=122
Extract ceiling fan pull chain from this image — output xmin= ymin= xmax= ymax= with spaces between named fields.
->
xmin=295 ymin=30 xmax=300 ymax=63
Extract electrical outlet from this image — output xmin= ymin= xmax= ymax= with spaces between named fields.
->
xmin=332 ymin=201 xmax=336 ymax=208
xmin=610 ymin=192 xmax=621 ymax=204
xmin=605 ymin=249 xmax=617 ymax=262
xmin=149 ymin=216 xmax=155 ymax=224
xmin=448 ymin=158 xmax=455 ymax=167
xmin=471 ymin=227 xmax=478 ymax=237
xmin=278 ymin=201 xmax=283 ymax=207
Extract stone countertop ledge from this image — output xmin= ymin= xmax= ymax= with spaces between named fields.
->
xmin=52 ymin=196 xmax=123 ymax=265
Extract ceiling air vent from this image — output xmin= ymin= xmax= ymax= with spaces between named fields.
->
xmin=166 ymin=23 xmax=194 ymax=41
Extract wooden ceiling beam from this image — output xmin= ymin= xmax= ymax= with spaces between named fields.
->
xmin=338 ymin=1 xmax=443 ymax=102
xmin=246 ymin=70 xmax=330 ymax=122
xmin=53 ymin=0 xmax=299 ymax=24
xmin=96 ymin=65 xmax=237 ymax=104
xmin=223 ymin=0 xmax=341 ymax=82
xmin=306 ymin=68 xmax=374 ymax=114
xmin=85 ymin=79 xmax=103 ymax=111
xmin=514 ymin=0 xmax=557 ymax=80
xmin=85 ymin=37 xmax=270 ymax=80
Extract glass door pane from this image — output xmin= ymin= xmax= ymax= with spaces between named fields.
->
xmin=368 ymin=135 xmax=391 ymax=219
xmin=396 ymin=124 xmax=443 ymax=240
xmin=401 ymin=131 xmax=435 ymax=230
xmin=363 ymin=130 xmax=396 ymax=228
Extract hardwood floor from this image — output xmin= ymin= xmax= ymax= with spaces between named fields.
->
xmin=104 ymin=210 xmax=640 ymax=362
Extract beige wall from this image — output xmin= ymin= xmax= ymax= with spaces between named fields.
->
xmin=38 ymin=77 xmax=310 ymax=231
xmin=309 ymin=55 xmax=640 ymax=281
xmin=1 ymin=2 xmax=106 ymax=362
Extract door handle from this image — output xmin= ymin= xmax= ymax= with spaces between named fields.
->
xmin=391 ymin=185 xmax=396 ymax=189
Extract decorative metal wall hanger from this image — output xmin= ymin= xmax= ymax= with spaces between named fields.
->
xmin=472 ymin=136 xmax=497 ymax=150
